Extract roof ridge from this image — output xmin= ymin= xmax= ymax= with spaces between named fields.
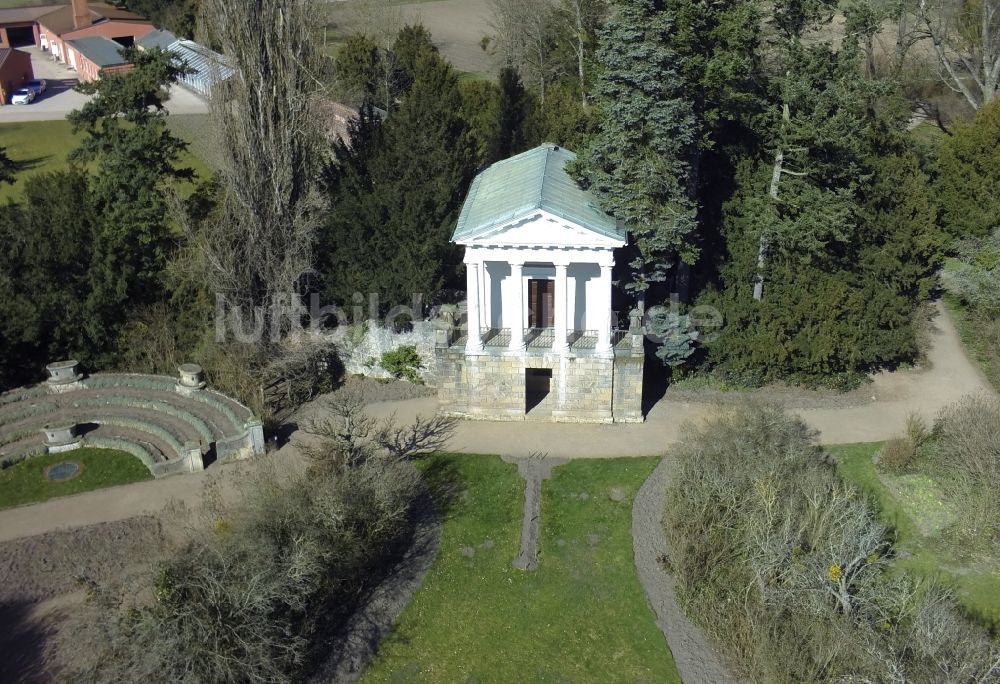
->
xmin=536 ymin=145 xmax=551 ymax=212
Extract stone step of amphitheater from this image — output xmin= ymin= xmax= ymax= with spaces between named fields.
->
xmin=0 ymin=361 xmax=265 ymax=478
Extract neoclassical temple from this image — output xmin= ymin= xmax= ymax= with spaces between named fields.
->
xmin=435 ymin=143 xmax=644 ymax=423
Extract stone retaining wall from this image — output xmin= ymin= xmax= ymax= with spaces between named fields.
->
xmin=436 ymin=347 xmax=644 ymax=423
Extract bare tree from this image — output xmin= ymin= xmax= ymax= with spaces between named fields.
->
xmin=304 ymin=387 xmax=456 ymax=469
xmin=488 ymin=0 xmax=558 ymax=104
xmin=346 ymin=0 xmax=405 ymax=112
xmin=487 ymin=0 xmax=530 ymax=69
xmin=914 ymin=0 xmax=1000 ymax=109
xmin=198 ymin=0 xmax=327 ymax=339
xmin=556 ymin=0 xmax=606 ymax=106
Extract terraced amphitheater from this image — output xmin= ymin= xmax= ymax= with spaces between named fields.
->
xmin=0 ymin=361 xmax=265 ymax=478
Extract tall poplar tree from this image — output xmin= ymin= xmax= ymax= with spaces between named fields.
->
xmin=572 ymin=0 xmax=699 ymax=294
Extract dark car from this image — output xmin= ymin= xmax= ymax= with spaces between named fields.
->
xmin=25 ymin=79 xmax=47 ymax=96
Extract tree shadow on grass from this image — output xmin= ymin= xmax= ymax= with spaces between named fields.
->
xmin=412 ymin=453 xmax=463 ymax=520
xmin=13 ymin=155 xmax=50 ymax=173
xmin=0 ymin=599 xmax=55 ymax=684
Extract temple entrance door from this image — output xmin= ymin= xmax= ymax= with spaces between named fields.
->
xmin=527 ymin=279 xmax=554 ymax=328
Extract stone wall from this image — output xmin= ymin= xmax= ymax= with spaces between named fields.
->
xmin=334 ymin=322 xmax=438 ymax=385
xmin=436 ymin=347 xmax=644 ymax=424
xmin=611 ymin=349 xmax=644 ymax=423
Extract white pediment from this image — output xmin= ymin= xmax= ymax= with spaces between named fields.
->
xmin=457 ymin=210 xmax=625 ymax=249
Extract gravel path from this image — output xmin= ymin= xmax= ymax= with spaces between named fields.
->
xmin=632 ymin=457 xmax=745 ymax=684
xmin=312 ymin=479 xmax=442 ymax=684
xmin=501 ymin=455 xmax=567 ymax=571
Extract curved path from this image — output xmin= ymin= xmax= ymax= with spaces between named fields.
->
xmin=311 ymin=481 xmax=442 ymax=684
xmin=633 ymin=457 xmax=744 ymax=684
xmin=0 ymin=302 xmax=992 ymax=542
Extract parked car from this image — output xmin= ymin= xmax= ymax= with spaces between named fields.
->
xmin=10 ymin=88 xmax=35 ymax=105
xmin=25 ymin=79 xmax=47 ymax=96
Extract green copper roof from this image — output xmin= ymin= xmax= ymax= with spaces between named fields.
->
xmin=452 ymin=143 xmax=623 ymax=242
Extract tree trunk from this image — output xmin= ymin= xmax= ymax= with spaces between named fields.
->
xmin=753 ymin=103 xmax=789 ymax=302
xmin=574 ymin=0 xmax=586 ymax=107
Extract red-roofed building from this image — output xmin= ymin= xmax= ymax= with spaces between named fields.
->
xmin=37 ymin=0 xmax=153 ymax=68
xmin=0 ymin=5 xmax=62 ymax=49
xmin=0 ymin=47 xmax=33 ymax=105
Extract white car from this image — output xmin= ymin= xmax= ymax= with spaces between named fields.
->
xmin=10 ymin=88 xmax=35 ymax=105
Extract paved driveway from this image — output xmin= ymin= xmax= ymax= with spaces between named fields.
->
xmin=0 ymin=47 xmax=209 ymax=123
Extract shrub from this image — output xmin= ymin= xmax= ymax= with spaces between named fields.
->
xmin=879 ymin=437 xmax=918 ymax=473
xmin=941 ymin=230 xmax=1000 ymax=318
xmin=646 ymin=309 xmax=699 ymax=367
xmin=663 ymin=404 xmax=998 ymax=682
xmin=380 ymin=345 xmax=423 ymax=383
xmin=62 ymin=395 xmax=450 ymax=683
xmin=877 ymin=414 xmax=929 ymax=474
xmin=931 ymin=393 xmax=1000 ymax=547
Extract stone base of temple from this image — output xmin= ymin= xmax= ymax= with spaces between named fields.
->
xmin=435 ymin=346 xmax=644 ymax=424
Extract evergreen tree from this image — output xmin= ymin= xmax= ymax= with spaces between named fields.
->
xmin=573 ymin=0 xmax=700 ymax=294
xmin=393 ymin=24 xmax=437 ymax=87
xmin=532 ymin=80 xmax=598 ymax=151
xmin=496 ymin=67 xmax=532 ymax=159
xmin=67 ymin=47 xmax=191 ymax=355
xmin=333 ymin=34 xmax=385 ymax=105
xmin=320 ymin=45 xmax=475 ymax=312
xmin=934 ymin=100 xmax=1000 ymax=240
xmin=0 ymin=173 xmax=99 ymax=388
xmin=703 ymin=4 xmax=945 ymax=382
xmin=459 ymin=67 xmax=534 ymax=167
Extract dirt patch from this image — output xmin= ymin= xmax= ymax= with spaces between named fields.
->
xmin=326 ymin=0 xmax=494 ymax=75
xmin=340 ymin=375 xmax=437 ymax=403
xmin=0 ymin=516 xmax=164 ymax=604
xmin=0 ymin=517 xmax=165 ymax=683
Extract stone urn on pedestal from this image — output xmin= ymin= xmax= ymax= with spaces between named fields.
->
xmin=176 ymin=363 xmax=207 ymax=397
xmin=45 ymin=360 xmax=84 ymax=393
xmin=434 ymin=304 xmax=458 ymax=348
xmin=41 ymin=422 xmax=82 ymax=453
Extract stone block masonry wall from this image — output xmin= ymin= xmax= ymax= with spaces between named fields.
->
xmin=612 ymin=349 xmax=644 ymax=423
xmin=436 ymin=348 xmax=645 ymax=424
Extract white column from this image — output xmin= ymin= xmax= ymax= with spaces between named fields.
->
xmin=509 ymin=262 xmax=525 ymax=351
xmin=466 ymin=260 xmax=483 ymax=352
xmin=553 ymin=263 xmax=569 ymax=353
xmin=596 ymin=263 xmax=614 ymax=354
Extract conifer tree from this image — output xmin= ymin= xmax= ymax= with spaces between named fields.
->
xmin=68 ymin=47 xmax=190 ymax=355
xmin=703 ymin=2 xmax=945 ymax=382
xmin=320 ymin=41 xmax=475 ymax=311
xmin=573 ymin=0 xmax=699 ymax=294
xmin=934 ymin=100 xmax=1000 ymax=240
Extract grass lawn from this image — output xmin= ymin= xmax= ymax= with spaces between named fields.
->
xmin=0 ymin=118 xmax=213 ymax=202
xmin=0 ymin=447 xmax=152 ymax=510
xmin=833 ymin=442 xmax=1000 ymax=630
xmin=361 ymin=453 xmax=680 ymax=683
